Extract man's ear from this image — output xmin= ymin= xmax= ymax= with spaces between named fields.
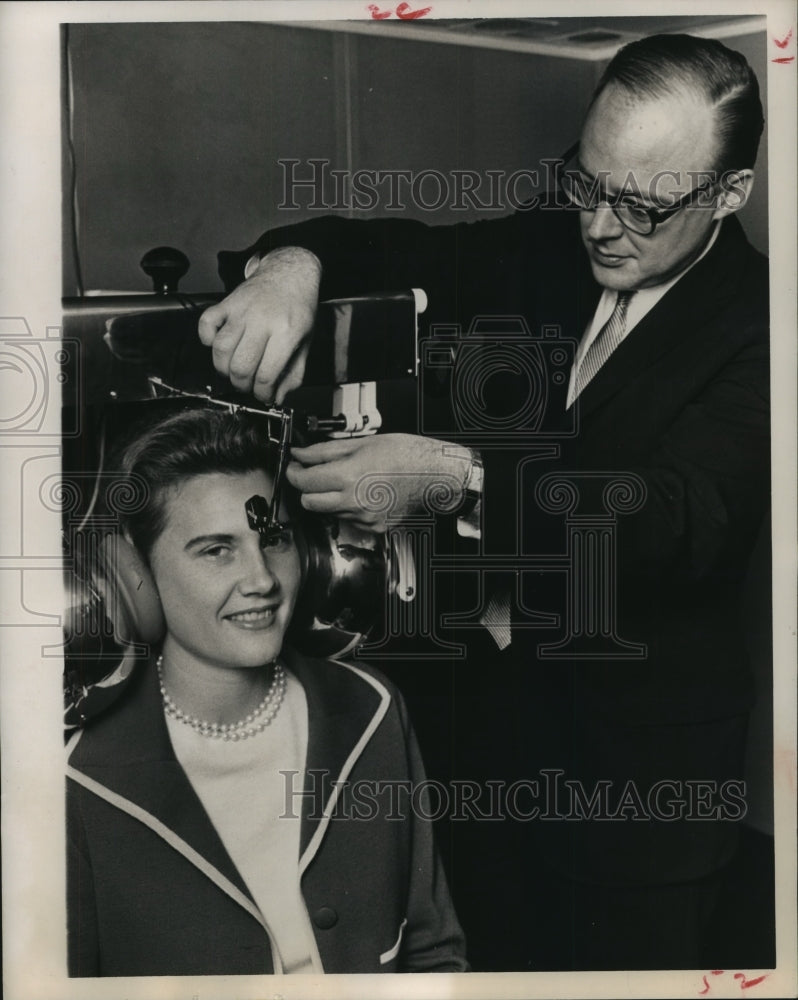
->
xmin=96 ymin=533 xmax=166 ymax=645
xmin=712 ymin=169 xmax=755 ymax=219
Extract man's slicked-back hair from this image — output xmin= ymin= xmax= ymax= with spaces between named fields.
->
xmin=592 ymin=33 xmax=764 ymax=173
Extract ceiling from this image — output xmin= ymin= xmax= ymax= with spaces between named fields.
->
xmin=296 ymin=14 xmax=766 ymax=61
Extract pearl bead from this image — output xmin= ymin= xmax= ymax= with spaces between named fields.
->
xmin=156 ymin=656 xmax=285 ymax=741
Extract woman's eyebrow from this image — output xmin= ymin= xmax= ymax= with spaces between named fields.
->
xmin=184 ymin=533 xmax=236 ymax=551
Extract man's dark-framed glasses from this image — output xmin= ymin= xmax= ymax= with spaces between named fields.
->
xmin=557 ymin=142 xmax=719 ymax=237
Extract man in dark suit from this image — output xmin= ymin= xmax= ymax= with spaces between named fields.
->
xmin=198 ymin=35 xmax=770 ymax=970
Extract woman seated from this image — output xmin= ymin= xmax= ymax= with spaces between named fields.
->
xmin=66 ymin=407 xmax=467 ymax=977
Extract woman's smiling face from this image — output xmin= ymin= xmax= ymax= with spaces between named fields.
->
xmin=147 ymin=469 xmax=300 ymax=672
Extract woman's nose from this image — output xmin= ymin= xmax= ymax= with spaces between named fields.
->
xmin=239 ymin=544 xmax=279 ymax=594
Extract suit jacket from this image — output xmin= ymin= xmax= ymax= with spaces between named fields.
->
xmin=66 ymin=648 xmax=467 ymax=977
xmin=218 ymin=207 xmax=769 ymax=885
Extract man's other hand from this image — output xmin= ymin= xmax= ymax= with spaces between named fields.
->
xmin=198 ymin=246 xmax=322 ymax=403
xmin=287 ymin=434 xmax=473 ymax=532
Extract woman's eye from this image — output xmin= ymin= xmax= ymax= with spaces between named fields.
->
xmin=201 ymin=545 xmax=231 ymax=559
xmin=264 ymin=527 xmax=294 ymax=550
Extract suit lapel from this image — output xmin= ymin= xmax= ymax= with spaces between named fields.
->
xmin=68 ymin=651 xmax=392 ymax=894
xmin=576 ymin=218 xmax=752 ymax=419
xmin=67 ymin=658 xmax=257 ymax=908
xmin=284 ymin=649 xmax=390 ymax=871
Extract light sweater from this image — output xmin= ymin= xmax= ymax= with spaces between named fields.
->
xmin=166 ymin=667 xmax=322 ymax=973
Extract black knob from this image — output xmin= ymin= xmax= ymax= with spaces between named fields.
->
xmin=140 ymin=246 xmax=190 ymax=294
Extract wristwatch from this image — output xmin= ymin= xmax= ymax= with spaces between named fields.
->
xmin=459 ymin=452 xmax=483 ymax=519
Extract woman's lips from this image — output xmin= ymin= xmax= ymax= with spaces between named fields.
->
xmin=224 ymin=607 xmax=279 ymax=628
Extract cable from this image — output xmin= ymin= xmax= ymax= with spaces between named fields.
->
xmin=75 ymin=413 xmax=106 ymax=533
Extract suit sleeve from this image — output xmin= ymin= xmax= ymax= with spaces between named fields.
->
xmin=620 ymin=338 xmax=769 ymax=584
xmin=392 ymin=690 xmax=469 ymax=973
xmin=217 ymin=211 xmax=535 ymax=330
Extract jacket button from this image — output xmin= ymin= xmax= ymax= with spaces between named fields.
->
xmin=313 ymin=906 xmax=338 ymax=929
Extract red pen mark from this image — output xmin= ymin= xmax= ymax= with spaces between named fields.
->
xmin=772 ymin=55 xmax=795 ymax=63
xmin=734 ymin=973 xmax=770 ymax=990
xmin=367 ymin=4 xmax=392 ymax=18
xmin=773 ymin=28 xmax=793 ymax=47
xmin=699 ymin=969 xmax=769 ymax=995
xmin=699 ymin=970 xmax=727 ymax=994
xmin=396 ymin=2 xmax=432 ymax=19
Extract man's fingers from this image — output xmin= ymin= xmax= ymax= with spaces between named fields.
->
xmin=226 ymin=323 xmax=273 ymax=395
xmin=287 ymin=460 xmax=349 ymax=493
xmin=253 ymin=335 xmax=309 ymax=404
xmin=299 ymin=491 xmax=348 ymax=514
xmin=208 ymin=320 xmax=247 ymax=377
xmin=291 ymin=439 xmax=361 ymax=464
xmin=197 ymin=302 xmax=226 ymax=345
xmin=273 ymin=347 xmax=309 ymax=405
xmin=299 ymin=491 xmax=380 ymax=530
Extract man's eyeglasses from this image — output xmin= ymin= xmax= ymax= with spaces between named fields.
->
xmin=557 ymin=143 xmax=719 ymax=237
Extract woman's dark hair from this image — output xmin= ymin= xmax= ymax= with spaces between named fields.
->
xmin=116 ymin=407 xmax=289 ymax=558
xmin=592 ymin=33 xmax=764 ymax=174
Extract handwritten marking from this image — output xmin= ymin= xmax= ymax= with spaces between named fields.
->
xmin=773 ymin=28 xmax=793 ymax=48
xmin=772 ymin=55 xmax=795 ymax=63
xmin=396 ymin=2 xmax=432 ymax=18
xmin=367 ymin=2 xmax=432 ymax=16
xmin=698 ymin=970 xmax=770 ymax=995
xmin=734 ymin=973 xmax=769 ymax=989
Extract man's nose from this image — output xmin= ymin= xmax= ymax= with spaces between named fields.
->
xmin=584 ymin=204 xmax=624 ymax=241
xmin=239 ymin=543 xmax=279 ymax=594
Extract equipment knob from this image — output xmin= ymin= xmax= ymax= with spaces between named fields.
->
xmin=140 ymin=246 xmax=190 ymax=293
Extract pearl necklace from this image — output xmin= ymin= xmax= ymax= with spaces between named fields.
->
xmin=157 ymin=655 xmax=286 ymax=740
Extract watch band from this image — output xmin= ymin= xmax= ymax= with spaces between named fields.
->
xmin=458 ymin=453 xmax=483 ymax=519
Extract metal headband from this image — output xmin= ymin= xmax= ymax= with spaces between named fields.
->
xmin=147 ymin=377 xmax=293 ymax=543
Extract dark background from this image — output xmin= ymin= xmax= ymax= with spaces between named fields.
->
xmin=62 ymin=17 xmax=768 ymax=293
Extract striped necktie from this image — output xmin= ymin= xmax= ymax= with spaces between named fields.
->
xmin=572 ymin=290 xmax=635 ymax=401
xmin=480 ymin=585 xmax=513 ymax=651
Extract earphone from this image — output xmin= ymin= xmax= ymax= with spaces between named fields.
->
xmin=95 ymin=532 xmax=166 ymax=645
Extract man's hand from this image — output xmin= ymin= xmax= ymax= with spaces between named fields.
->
xmin=198 ymin=246 xmax=322 ymax=403
xmin=287 ymin=434 xmax=473 ymax=532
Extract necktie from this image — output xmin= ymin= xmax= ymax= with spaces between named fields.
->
xmin=480 ymin=585 xmax=513 ymax=651
xmin=572 ymin=290 xmax=635 ymax=401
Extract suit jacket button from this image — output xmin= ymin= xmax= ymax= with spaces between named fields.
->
xmin=313 ymin=906 xmax=338 ymax=929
